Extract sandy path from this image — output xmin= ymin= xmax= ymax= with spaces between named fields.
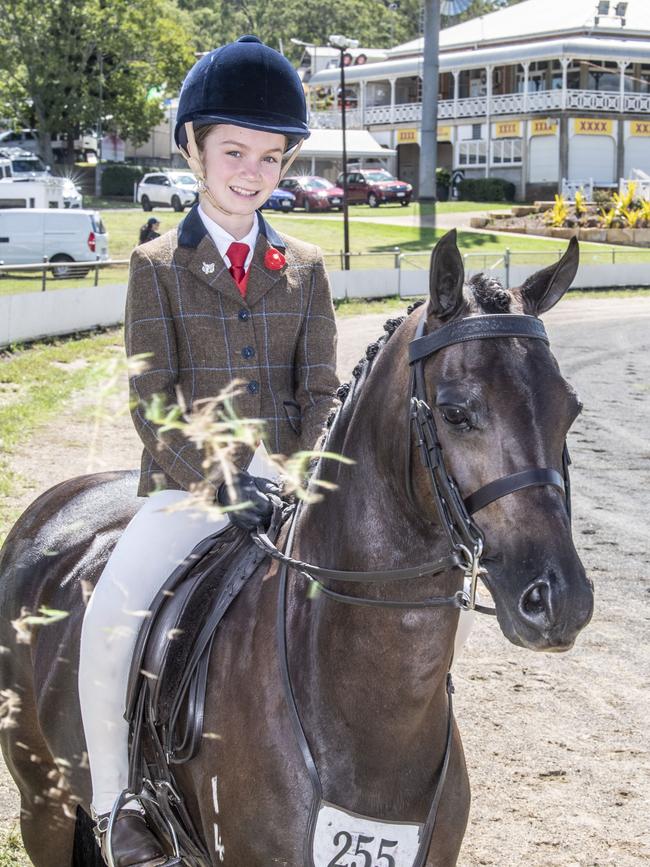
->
xmin=1 ymin=297 xmax=649 ymax=865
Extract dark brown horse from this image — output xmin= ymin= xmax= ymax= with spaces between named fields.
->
xmin=0 ymin=230 xmax=593 ymax=866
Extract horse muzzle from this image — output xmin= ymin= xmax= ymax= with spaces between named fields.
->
xmin=486 ymin=563 xmax=594 ymax=651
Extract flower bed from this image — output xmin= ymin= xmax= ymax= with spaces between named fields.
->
xmin=474 ymin=183 xmax=650 ymax=247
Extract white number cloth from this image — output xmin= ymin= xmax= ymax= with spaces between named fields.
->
xmin=312 ymin=801 xmax=422 ymax=867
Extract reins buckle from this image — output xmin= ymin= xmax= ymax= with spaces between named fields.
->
xmin=457 ymin=540 xmax=485 ymax=611
xmin=411 ymin=396 xmax=433 ymax=424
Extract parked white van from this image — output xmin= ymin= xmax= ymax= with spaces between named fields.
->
xmin=0 ymin=177 xmax=83 ymax=210
xmin=0 ymin=209 xmax=109 ymax=277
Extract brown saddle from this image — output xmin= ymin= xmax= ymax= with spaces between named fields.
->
xmin=121 ymin=507 xmax=286 ymax=864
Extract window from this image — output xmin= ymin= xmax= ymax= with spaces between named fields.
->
xmin=366 ymin=80 xmax=391 ymax=107
xmin=640 ymin=65 xmax=650 ymax=93
xmin=395 ymin=76 xmax=422 ymax=105
xmin=11 ymin=157 xmax=45 ymax=173
xmin=585 ymin=60 xmax=621 ymax=92
xmin=492 ymin=139 xmax=522 ymax=165
xmin=472 ymin=124 xmax=482 ymax=140
xmin=458 ymin=140 xmax=487 ymax=165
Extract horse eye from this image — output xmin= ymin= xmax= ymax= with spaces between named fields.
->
xmin=440 ymin=405 xmax=471 ymax=428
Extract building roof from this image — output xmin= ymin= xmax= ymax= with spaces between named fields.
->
xmin=308 ymin=35 xmax=650 ymax=87
xmin=301 ymin=129 xmax=395 ymax=158
xmin=389 ymin=0 xmax=650 ymax=57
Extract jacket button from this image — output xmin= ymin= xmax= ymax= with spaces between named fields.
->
xmin=242 ymin=345 xmax=255 ymax=359
xmin=238 ymin=309 xmax=250 ymax=321
xmin=247 ymin=380 xmax=259 ymax=394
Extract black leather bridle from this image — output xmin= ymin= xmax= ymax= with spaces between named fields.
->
xmin=251 ymin=309 xmax=575 ymax=867
xmin=254 ymin=308 xmax=572 ymax=616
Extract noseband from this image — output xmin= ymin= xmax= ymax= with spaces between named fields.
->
xmin=254 ymin=309 xmax=572 ymax=616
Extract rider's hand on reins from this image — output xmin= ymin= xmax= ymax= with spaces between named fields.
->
xmin=217 ymin=471 xmax=280 ymax=531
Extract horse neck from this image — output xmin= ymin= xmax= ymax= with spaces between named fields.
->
xmin=287 ymin=322 xmax=458 ymax=774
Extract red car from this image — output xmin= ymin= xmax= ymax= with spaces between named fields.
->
xmin=336 ymin=169 xmax=412 ymax=207
xmin=278 ymin=176 xmax=344 ymax=212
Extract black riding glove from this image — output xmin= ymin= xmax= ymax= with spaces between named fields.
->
xmin=217 ymin=471 xmax=279 ymax=532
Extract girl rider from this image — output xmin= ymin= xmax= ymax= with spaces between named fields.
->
xmin=78 ymin=36 xmax=340 ymax=866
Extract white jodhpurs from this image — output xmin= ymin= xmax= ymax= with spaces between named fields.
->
xmin=78 ymin=490 xmax=229 ymax=814
xmin=79 ymin=445 xmax=276 ymax=814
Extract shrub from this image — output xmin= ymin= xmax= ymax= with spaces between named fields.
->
xmin=101 ymin=164 xmax=150 ymax=197
xmin=639 ymin=200 xmax=650 ymax=227
xmin=546 ymin=194 xmax=570 ymax=228
xmin=593 ymin=188 xmax=612 ymax=209
xmin=622 ymin=207 xmax=643 ymax=228
xmin=457 ymin=177 xmax=516 ymax=202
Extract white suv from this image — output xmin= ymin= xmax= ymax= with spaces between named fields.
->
xmin=136 ymin=171 xmax=198 ymax=212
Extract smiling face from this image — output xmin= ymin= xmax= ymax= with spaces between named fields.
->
xmin=200 ymin=124 xmax=285 ymax=235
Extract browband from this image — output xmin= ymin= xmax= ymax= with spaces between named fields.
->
xmin=409 ymin=314 xmax=549 ymax=364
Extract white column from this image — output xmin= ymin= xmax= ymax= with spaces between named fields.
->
xmin=619 ymin=60 xmax=629 ymax=113
xmin=561 ymin=58 xmax=570 ymax=110
xmin=390 ymin=79 xmax=396 ymax=123
xmin=360 ymin=80 xmax=366 ymax=126
xmin=522 ymin=62 xmax=530 ymax=112
xmin=453 ymin=70 xmax=460 ymax=118
xmin=485 ymin=66 xmax=492 ymax=178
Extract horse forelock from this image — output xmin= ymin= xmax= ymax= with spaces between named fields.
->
xmin=466 ymin=272 xmax=513 ymax=314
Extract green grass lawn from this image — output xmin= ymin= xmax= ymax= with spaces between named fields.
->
xmin=2 ymin=204 xmax=650 ymax=294
xmin=0 ymin=329 xmax=124 ymax=543
xmin=0 ymin=828 xmax=30 ymax=867
xmin=344 ymin=200 xmax=513 ymax=218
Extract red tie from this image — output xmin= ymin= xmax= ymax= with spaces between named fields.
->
xmin=227 ymin=242 xmax=250 ymax=298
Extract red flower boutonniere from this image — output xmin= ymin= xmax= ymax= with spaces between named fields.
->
xmin=264 ymin=248 xmax=286 ymax=270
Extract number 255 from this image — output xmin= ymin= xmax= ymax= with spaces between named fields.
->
xmin=327 ymin=832 xmax=399 ymax=867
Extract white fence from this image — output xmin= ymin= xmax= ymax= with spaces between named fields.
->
xmin=2 ymin=251 xmax=650 ymax=347
xmin=619 ymin=176 xmax=650 ymax=199
xmin=561 ymin=178 xmax=594 ymax=201
xmin=0 ymin=283 xmax=127 ymax=347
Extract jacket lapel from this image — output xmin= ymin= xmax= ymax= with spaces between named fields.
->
xmin=176 ymin=204 xmax=287 ymax=307
xmin=177 ymin=206 xmax=242 ymax=304
xmin=245 ymin=212 xmax=288 ymax=308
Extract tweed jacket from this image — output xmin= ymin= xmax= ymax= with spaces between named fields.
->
xmin=125 ymin=205 xmax=340 ymax=496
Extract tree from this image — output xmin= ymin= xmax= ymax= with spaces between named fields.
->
xmin=0 ymin=0 xmax=195 ymax=164
xmin=177 ymin=0 xmax=425 ymax=58
xmin=441 ymin=0 xmax=524 ymax=28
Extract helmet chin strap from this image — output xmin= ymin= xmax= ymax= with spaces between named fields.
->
xmin=179 ymin=120 xmax=304 ymax=218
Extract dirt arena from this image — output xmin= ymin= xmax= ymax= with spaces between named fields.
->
xmin=1 ymin=296 xmax=649 ymax=865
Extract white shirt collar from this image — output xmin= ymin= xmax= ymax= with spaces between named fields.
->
xmin=197 ymin=204 xmax=259 ymax=271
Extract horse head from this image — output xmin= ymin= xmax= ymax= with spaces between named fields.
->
xmin=417 ymin=229 xmax=593 ymax=651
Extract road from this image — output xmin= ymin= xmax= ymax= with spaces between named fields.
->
xmin=1 ymin=296 xmax=649 ymax=865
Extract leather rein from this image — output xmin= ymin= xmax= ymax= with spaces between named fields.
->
xmin=253 ymin=309 xmax=572 ymax=616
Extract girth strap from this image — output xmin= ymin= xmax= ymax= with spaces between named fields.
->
xmin=464 ymin=467 xmax=565 ymax=515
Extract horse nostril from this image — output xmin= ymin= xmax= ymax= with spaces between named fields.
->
xmin=521 ymin=580 xmax=551 ymax=620
xmin=525 ymin=586 xmax=543 ymax=611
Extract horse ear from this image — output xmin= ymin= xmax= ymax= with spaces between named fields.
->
xmin=521 ymin=237 xmax=580 ymax=314
xmin=428 ymin=229 xmax=465 ymax=320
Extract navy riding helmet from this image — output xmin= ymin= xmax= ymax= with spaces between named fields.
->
xmin=174 ymin=35 xmax=310 ymax=152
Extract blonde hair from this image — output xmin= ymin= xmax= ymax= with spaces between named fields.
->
xmin=193 ymin=124 xmax=215 ymax=154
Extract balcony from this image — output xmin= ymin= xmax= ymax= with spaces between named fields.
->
xmin=309 ymin=88 xmax=650 ymax=130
